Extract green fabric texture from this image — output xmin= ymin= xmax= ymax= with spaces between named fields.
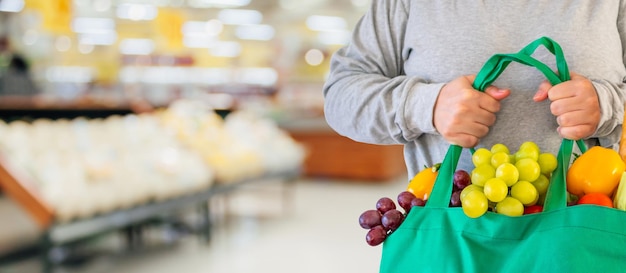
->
xmin=380 ymin=37 xmax=626 ymax=273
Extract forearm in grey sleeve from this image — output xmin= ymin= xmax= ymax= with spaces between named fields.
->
xmin=591 ymin=3 xmax=626 ymax=147
xmin=323 ymin=0 xmax=443 ymax=145
xmin=590 ymin=80 xmax=625 ymax=147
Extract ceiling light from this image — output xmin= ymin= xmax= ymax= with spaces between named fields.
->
xmin=119 ymin=39 xmax=155 ymax=55
xmin=46 ymin=67 xmax=94 ymax=83
xmin=317 ymin=30 xmax=351 ymax=45
xmin=210 ymin=41 xmax=241 ymax=58
xmin=205 ymin=19 xmax=224 ymax=36
xmin=218 ymin=9 xmax=262 ymax=25
xmin=72 ymin=18 xmax=115 ymax=34
xmin=306 ymin=15 xmax=347 ymax=32
xmin=0 ymin=0 xmax=24 ymax=13
xmin=188 ymin=0 xmax=251 ymax=8
xmin=94 ymin=0 xmax=112 ymax=12
xmin=182 ymin=20 xmax=223 ymax=37
xmin=238 ymin=68 xmax=278 ymax=86
xmin=117 ymin=4 xmax=158 ymax=21
xmin=235 ymin=25 xmax=275 ymax=41
xmin=79 ymin=32 xmax=117 ymax=45
xmin=183 ymin=35 xmax=218 ymax=48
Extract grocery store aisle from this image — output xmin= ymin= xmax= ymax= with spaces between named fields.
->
xmin=1 ymin=176 xmax=409 ymax=273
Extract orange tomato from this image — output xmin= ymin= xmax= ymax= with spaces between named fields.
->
xmin=576 ymin=192 xmax=614 ymax=208
xmin=407 ymin=164 xmax=440 ymax=200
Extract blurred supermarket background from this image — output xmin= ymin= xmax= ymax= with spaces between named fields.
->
xmin=0 ymin=0 xmax=409 ymax=272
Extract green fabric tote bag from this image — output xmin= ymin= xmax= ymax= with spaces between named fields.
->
xmin=379 ymin=37 xmax=626 ymax=273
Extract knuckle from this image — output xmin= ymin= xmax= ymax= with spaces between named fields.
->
xmin=550 ymin=103 xmax=562 ymax=116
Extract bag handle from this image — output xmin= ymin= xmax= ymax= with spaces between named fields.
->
xmin=427 ymin=37 xmax=587 ymax=212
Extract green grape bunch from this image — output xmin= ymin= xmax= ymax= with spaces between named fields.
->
xmin=462 ymin=142 xmax=557 ymax=218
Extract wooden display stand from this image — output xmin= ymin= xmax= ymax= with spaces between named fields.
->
xmin=281 ymin=117 xmax=406 ymax=182
xmin=0 ymin=157 xmax=54 ymax=228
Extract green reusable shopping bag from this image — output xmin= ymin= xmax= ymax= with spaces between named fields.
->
xmin=380 ymin=37 xmax=626 ymax=273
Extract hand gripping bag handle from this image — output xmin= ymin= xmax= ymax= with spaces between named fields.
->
xmin=427 ymin=37 xmax=587 ymax=212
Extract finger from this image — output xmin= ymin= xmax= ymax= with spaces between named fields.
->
xmin=549 ymin=93 xmax=598 ymax=117
xmin=448 ymin=133 xmax=481 ymax=148
xmin=569 ymin=72 xmax=584 ymax=80
xmin=478 ymin=87 xmax=508 ymax=113
xmin=547 ymin=82 xmax=577 ymax=101
xmin=471 ymin=110 xmax=498 ymax=128
xmin=445 ymin=114 xmax=492 ymax=136
xmin=556 ymin=110 xmax=600 ymax=128
xmin=442 ymin=117 xmax=491 ymax=144
xmin=558 ymin=124 xmax=596 ymax=141
xmin=533 ymin=80 xmax=552 ymax=102
xmin=484 ymin=86 xmax=511 ymax=101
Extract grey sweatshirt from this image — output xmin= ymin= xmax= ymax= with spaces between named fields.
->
xmin=323 ymin=0 xmax=626 ymax=177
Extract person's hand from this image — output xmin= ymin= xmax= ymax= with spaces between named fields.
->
xmin=434 ymin=75 xmax=511 ymax=148
xmin=532 ymin=72 xmax=600 ymax=140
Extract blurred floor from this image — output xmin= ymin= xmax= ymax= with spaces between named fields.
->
xmin=0 ymin=175 xmax=408 ymax=273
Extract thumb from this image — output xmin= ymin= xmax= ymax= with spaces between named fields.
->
xmin=533 ymin=80 xmax=552 ymax=102
xmin=484 ymin=86 xmax=511 ymax=101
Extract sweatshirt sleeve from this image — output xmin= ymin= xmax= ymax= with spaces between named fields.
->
xmin=590 ymin=1 xmax=626 ymax=147
xmin=322 ymin=0 xmax=444 ymax=145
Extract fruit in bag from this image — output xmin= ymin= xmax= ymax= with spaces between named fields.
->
xmin=566 ymin=146 xmax=625 ymax=197
xmin=407 ymin=164 xmax=440 ymax=200
xmin=577 ymin=192 xmax=613 ymax=208
xmin=613 ymin=172 xmax=626 ymax=210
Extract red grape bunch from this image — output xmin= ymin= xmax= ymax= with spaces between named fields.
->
xmin=450 ymin=169 xmax=472 ymax=207
xmin=358 ymin=192 xmax=425 ymax=246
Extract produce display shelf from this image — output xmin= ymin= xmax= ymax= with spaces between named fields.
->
xmin=44 ymin=169 xmax=300 ymax=245
xmin=0 ymin=98 xmax=306 ymax=272
xmin=0 ymin=167 xmax=300 ymax=273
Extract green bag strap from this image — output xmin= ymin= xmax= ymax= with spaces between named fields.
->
xmin=543 ymin=138 xmax=588 ymax=211
xmin=473 ymin=36 xmax=568 ymax=90
xmin=427 ymin=37 xmax=587 ymax=212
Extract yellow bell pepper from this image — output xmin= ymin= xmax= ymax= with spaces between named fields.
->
xmin=566 ymin=146 xmax=626 ymax=197
xmin=407 ymin=164 xmax=440 ymax=200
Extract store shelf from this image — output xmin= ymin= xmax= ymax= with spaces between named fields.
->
xmin=0 ymin=148 xmax=299 ymax=233
xmin=45 ymin=169 xmax=300 ymax=245
xmin=0 ymin=166 xmax=300 ymax=273
xmin=0 ymin=98 xmax=306 ymax=272
xmin=0 ymin=96 xmax=159 ymax=120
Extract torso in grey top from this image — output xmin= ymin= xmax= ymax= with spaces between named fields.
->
xmin=323 ymin=0 xmax=626 ymax=177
